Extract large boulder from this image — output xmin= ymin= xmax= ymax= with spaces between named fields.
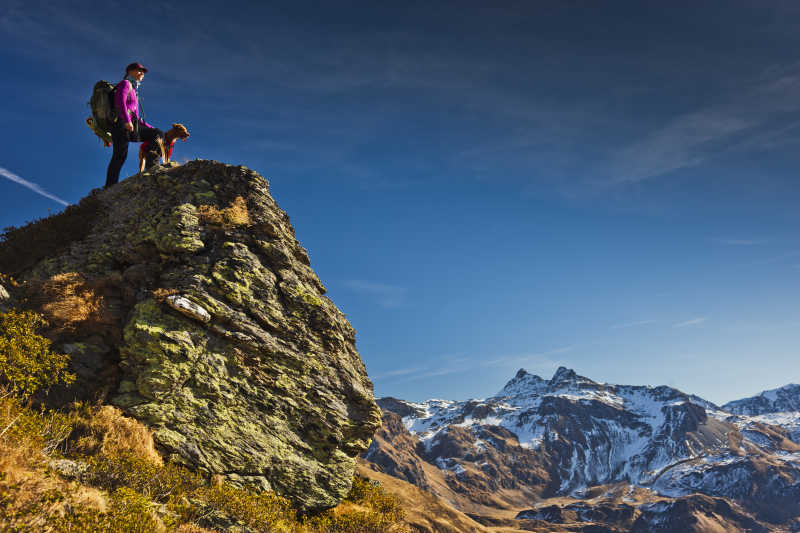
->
xmin=0 ymin=161 xmax=381 ymax=511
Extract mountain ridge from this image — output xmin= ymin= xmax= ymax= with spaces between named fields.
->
xmin=367 ymin=366 xmax=800 ymax=530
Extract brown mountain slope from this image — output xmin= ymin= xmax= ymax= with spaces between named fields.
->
xmin=356 ymin=460 xmax=514 ymax=533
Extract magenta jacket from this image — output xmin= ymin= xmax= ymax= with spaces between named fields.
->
xmin=114 ymin=79 xmax=151 ymax=128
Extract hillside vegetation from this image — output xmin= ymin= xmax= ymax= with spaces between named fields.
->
xmin=0 ymin=307 xmax=407 ymax=532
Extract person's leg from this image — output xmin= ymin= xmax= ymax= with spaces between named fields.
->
xmin=138 ymin=125 xmax=165 ymax=169
xmin=106 ymin=125 xmax=129 ymax=188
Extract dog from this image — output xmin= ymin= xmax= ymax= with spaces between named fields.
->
xmin=138 ymin=123 xmax=190 ymax=173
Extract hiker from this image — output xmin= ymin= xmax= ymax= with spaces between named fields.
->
xmin=105 ymin=62 xmax=164 ymax=188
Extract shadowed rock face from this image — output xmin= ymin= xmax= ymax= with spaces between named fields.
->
xmin=631 ymin=494 xmax=769 ymax=533
xmin=0 ymin=160 xmax=381 ymax=511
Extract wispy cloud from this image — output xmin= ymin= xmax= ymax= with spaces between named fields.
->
xmin=749 ymin=250 xmax=800 ymax=266
xmin=716 ymin=239 xmax=766 ymax=246
xmin=344 ymin=280 xmax=407 ymax=308
xmin=369 ymin=366 xmax=428 ymax=380
xmin=0 ymin=167 xmax=69 ymax=206
xmin=611 ymin=319 xmax=656 ymax=330
xmin=373 ymin=347 xmax=569 ymax=385
xmin=372 ymin=355 xmax=474 ymax=383
xmin=673 ymin=317 xmax=708 ymax=328
xmin=608 ymin=112 xmax=754 ymax=185
xmin=607 ymin=65 xmax=800 ymax=185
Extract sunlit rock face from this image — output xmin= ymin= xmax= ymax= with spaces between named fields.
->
xmin=0 ymin=160 xmax=381 ymax=511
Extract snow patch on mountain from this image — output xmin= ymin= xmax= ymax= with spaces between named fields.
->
xmin=723 ymin=384 xmax=800 ymax=415
xmin=380 ymin=365 xmax=800 ymax=512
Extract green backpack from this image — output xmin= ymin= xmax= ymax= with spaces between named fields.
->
xmin=86 ymin=80 xmax=118 ymax=146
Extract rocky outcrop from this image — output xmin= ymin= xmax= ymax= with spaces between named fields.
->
xmin=0 ymin=160 xmax=381 ymax=511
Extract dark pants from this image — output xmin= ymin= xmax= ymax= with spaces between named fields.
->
xmin=105 ymin=121 xmax=164 ymax=188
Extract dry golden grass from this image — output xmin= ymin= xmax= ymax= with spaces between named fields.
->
xmin=197 ymin=196 xmax=250 ymax=227
xmin=1 ymin=394 xmax=412 ymax=532
xmin=68 ymin=405 xmax=163 ymax=465
xmin=355 ymin=462 xmax=495 ymax=533
xmin=0 ymin=395 xmax=106 ymax=531
xmin=21 ymin=272 xmax=125 ymax=342
xmin=34 ymin=273 xmax=102 ymax=331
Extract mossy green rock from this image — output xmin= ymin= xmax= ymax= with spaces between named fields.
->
xmin=5 ymin=161 xmax=381 ymax=511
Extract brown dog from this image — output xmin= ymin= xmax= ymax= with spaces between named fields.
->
xmin=138 ymin=123 xmax=190 ymax=173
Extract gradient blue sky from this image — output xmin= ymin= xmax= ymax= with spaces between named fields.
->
xmin=2 ymin=1 xmax=799 ymax=405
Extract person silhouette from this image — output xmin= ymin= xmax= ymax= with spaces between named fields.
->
xmin=105 ymin=62 xmax=164 ymax=188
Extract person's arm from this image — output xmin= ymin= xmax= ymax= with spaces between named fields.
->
xmin=115 ymin=80 xmax=133 ymax=126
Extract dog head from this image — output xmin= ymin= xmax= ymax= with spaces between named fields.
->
xmin=170 ymin=123 xmax=190 ymax=141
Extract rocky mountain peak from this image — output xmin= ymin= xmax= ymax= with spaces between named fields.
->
xmin=497 ymin=366 xmax=599 ymax=398
xmin=365 ymin=366 xmax=800 ymax=530
xmin=551 ymin=366 xmax=577 ymax=381
xmin=496 ymin=368 xmax=547 ymax=396
xmin=723 ymin=383 xmax=800 ymax=415
xmin=0 ymin=160 xmax=381 ymax=511
xmin=548 ymin=367 xmax=601 ymax=390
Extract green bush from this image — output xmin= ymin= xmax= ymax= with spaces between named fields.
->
xmin=303 ymin=477 xmax=408 ymax=533
xmin=0 ymin=394 xmax=73 ymax=456
xmin=84 ymin=452 xmax=205 ymax=503
xmin=44 ymin=487 xmax=166 ymax=533
xmin=179 ymin=483 xmax=300 ymax=533
xmin=345 ymin=476 xmax=405 ymax=516
xmin=0 ymin=309 xmax=75 ymax=399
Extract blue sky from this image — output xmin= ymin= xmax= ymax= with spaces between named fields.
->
xmin=2 ymin=1 xmax=799 ymax=405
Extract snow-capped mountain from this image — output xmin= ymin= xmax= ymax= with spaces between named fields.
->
xmin=723 ymin=383 xmax=800 ymax=415
xmin=396 ymin=367 xmax=737 ymax=492
xmin=364 ymin=367 xmax=800 ymax=530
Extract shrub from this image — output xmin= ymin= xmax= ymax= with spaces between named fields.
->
xmin=179 ymin=483 xmax=300 ymax=533
xmin=84 ymin=452 xmax=205 ymax=503
xmin=0 ymin=309 xmax=75 ymax=399
xmin=304 ymin=477 xmax=408 ymax=533
xmin=0 ymin=396 xmax=99 ymax=532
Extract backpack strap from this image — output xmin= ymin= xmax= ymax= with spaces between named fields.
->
xmin=113 ymin=79 xmax=146 ymax=124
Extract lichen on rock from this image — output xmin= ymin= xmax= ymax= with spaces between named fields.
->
xmin=0 ymin=160 xmax=381 ymax=511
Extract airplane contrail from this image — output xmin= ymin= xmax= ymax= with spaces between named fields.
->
xmin=0 ymin=167 xmax=70 ymax=206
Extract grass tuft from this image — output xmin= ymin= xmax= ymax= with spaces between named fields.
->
xmin=196 ymin=196 xmax=250 ymax=227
